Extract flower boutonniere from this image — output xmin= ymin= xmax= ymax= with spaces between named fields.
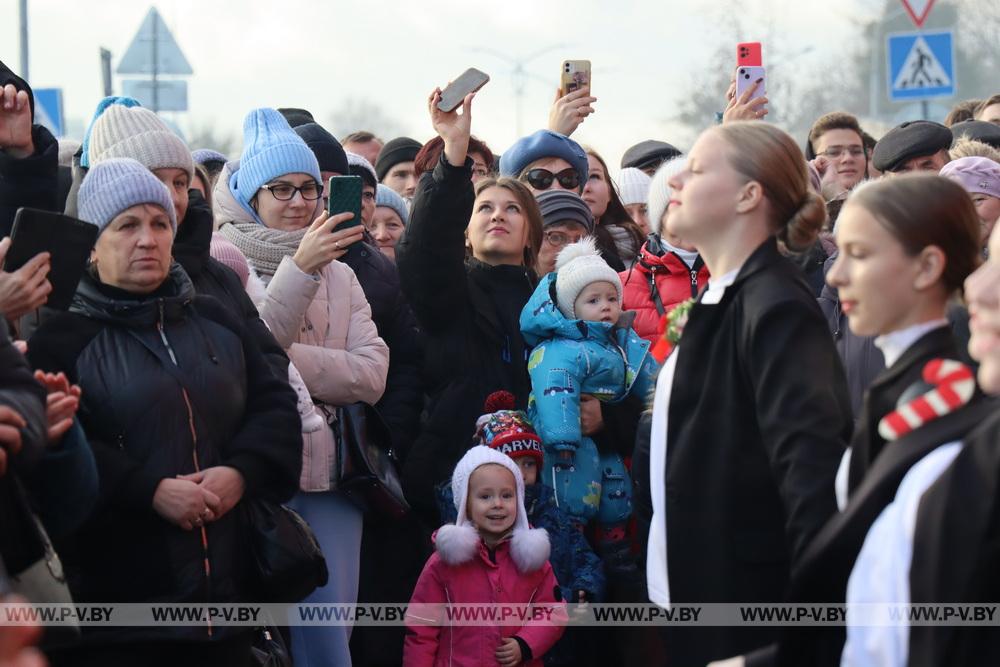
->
xmin=650 ymin=298 xmax=695 ymax=364
xmin=666 ymin=299 xmax=695 ymax=346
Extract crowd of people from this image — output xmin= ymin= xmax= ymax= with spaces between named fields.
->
xmin=2 ymin=51 xmax=1000 ymax=666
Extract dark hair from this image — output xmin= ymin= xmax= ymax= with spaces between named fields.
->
xmin=849 ymin=175 xmax=980 ymax=293
xmin=808 ymin=112 xmax=864 ymax=149
xmin=193 ymin=163 xmax=213 ymax=210
xmin=414 ymin=135 xmax=495 ymax=179
xmin=341 ymin=131 xmax=382 ymax=145
xmin=472 ymin=177 xmax=543 ymax=268
xmin=715 ymin=122 xmax=827 ymax=252
xmin=945 ymin=99 xmax=982 ymax=127
xmin=975 ymin=94 xmax=1000 ymax=120
xmin=583 ymin=148 xmax=645 ymax=254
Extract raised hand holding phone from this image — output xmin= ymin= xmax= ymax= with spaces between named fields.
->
xmin=429 ymin=86 xmax=475 ymax=167
xmin=292 ymin=211 xmax=363 ymax=274
xmin=724 ymin=67 xmax=769 ymax=123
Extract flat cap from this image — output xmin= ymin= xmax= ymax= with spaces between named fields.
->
xmin=621 ymin=139 xmax=682 ymax=170
xmin=872 ymin=120 xmax=953 ymax=172
xmin=950 ymin=119 xmax=1000 ymax=150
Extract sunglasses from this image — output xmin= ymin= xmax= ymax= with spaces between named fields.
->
xmin=523 ymin=168 xmax=581 ymax=191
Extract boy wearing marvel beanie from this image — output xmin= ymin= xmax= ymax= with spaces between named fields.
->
xmin=519 ymin=238 xmax=658 ymax=570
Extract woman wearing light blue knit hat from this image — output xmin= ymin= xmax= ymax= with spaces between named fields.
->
xmin=368 ymin=184 xmax=409 ymax=261
xmin=216 ymin=109 xmax=389 ymax=667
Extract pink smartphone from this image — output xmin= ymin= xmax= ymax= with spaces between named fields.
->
xmin=737 ymin=42 xmax=762 ymax=67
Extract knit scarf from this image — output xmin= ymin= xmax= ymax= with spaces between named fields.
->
xmin=219 ymin=222 xmax=306 ymax=278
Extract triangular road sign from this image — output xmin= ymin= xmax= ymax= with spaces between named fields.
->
xmin=116 ymin=7 xmax=193 ymax=75
xmin=900 ymin=0 xmax=935 ymax=28
xmin=892 ymin=35 xmax=951 ymax=90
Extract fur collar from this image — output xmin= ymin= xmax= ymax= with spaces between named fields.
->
xmin=435 ymin=524 xmax=550 ymax=573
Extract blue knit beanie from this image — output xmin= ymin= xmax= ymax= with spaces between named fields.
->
xmin=78 ymin=158 xmax=177 ymax=236
xmin=192 ymin=148 xmax=228 ymax=166
xmin=498 ymin=130 xmax=589 ymax=182
xmin=80 ymin=96 xmax=142 ymax=168
xmin=230 ymin=108 xmax=321 ymax=223
xmin=375 ymin=184 xmax=409 ymax=226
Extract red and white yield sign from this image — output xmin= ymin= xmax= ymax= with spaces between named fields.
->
xmin=900 ymin=0 xmax=936 ymax=28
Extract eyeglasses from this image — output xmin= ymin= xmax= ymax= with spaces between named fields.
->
xmin=818 ymin=146 xmax=865 ymax=159
xmin=260 ymin=181 xmax=324 ymax=201
xmin=543 ymin=230 xmax=584 ymax=248
xmin=522 ymin=168 xmax=581 ymax=191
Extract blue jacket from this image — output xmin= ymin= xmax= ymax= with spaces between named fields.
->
xmin=520 ymin=272 xmax=658 ymax=451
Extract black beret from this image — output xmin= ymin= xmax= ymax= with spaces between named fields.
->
xmin=278 ymin=108 xmax=315 ymax=128
xmin=621 ymin=140 xmax=682 ymax=170
xmin=950 ymin=119 xmax=1000 ymax=150
xmin=872 ymin=120 xmax=953 ymax=172
xmin=294 ymin=123 xmax=349 ymax=175
xmin=375 ymin=137 xmax=422 ymax=181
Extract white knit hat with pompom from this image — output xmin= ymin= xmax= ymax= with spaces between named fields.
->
xmin=554 ymin=237 xmax=623 ymax=320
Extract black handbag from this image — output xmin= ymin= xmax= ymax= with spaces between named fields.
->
xmin=243 ymin=499 xmax=329 ymax=603
xmin=333 ymin=403 xmax=410 ymax=520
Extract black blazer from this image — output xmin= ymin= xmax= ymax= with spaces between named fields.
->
xmin=908 ymin=411 xmax=1000 ymax=667
xmin=747 ymin=328 xmax=993 ymax=667
xmin=657 ymin=238 xmax=852 ymax=666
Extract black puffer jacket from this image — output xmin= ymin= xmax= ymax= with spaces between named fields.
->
xmin=174 ymin=188 xmax=289 ymax=378
xmin=27 ymin=264 xmax=302 ymax=645
xmin=340 ymin=239 xmax=424 ymax=456
xmin=396 ymin=155 xmax=536 ymax=524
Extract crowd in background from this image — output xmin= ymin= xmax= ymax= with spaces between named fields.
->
xmin=2 ymin=52 xmax=1000 ymax=667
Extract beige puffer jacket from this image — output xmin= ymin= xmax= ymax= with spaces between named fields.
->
xmin=214 ymin=163 xmax=390 ymax=491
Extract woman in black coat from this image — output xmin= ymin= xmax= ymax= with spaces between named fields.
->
xmin=638 ymin=122 xmax=853 ymax=666
xmin=823 ymin=187 xmax=1000 ymax=667
xmin=27 ymin=159 xmax=302 ymax=667
xmin=740 ymin=176 xmax=988 ymax=666
xmin=396 ymin=88 xmax=542 ymax=524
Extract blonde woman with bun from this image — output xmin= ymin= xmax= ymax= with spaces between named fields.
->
xmin=637 ymin=122 xmax=852 ymax=666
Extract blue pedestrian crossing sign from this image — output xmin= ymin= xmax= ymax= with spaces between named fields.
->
xmin=887 ymin=31 xmax=955 ymax=101
xmin=33 ymin=88 xmax=65 ymax=138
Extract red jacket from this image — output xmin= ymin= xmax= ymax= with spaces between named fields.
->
xmin=619 ymin=239 xmax=710 ymax=344
xmin=404 ymin=525 xmax=566 ymax=667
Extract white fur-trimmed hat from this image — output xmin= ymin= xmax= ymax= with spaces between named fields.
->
xmin=436 ymin=446 xmax=550 ymax=573
xmin=554 ymin=237 xmax=623 ymax=320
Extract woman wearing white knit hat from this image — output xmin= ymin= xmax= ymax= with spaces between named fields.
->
xmin=617 ymin=167 xmax=652 ymax=235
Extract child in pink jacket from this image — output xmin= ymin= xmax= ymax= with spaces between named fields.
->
xmin=404 ymin=446 xmax=566 ymax=667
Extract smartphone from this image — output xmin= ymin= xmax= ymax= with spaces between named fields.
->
xmin=4 ymin=208 xmax=99 ymax=310
xmin=326 ymin=176 xmax=363 ymax=229
xmin=560 ymin=60 xmax=592 ymax=96
xmin=437 ymin=68 xmax=490 ymax=113
xmin=737 ymin=42 xmax=762 ymax=67
xmin=735 ymin=66 xmax=767 ymax=101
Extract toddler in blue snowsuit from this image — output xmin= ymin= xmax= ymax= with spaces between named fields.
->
xmin=436 ymin=392 xmax=605 ymax=666
xmin=519 ymin=238 xmax=658 ymax=559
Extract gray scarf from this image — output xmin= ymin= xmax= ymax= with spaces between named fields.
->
xmin=219 ymin=222 xmax=307 ymax=278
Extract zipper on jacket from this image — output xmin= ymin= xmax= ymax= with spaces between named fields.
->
xmin=158 ymin=301 xmax=214 ymax=637
xmin=689 ymin=269 xmax=699 ymax=298
xmin=182 ymin=387 xmax=214 ymax=638
xmin=157 ymin=301 xmax=179 ymax=366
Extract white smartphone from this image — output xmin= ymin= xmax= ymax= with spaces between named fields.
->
xmin=735 ymin=65 xmax=767 ymax=101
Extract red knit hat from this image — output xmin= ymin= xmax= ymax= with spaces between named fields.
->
xmin=475 ymin=391 xmax=544 ymax=466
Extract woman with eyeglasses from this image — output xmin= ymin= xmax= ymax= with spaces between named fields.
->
xmin=396 ymin=88 xmax=543 ymax=525
xmin=217 ymin=108 xmax=389 ymax=667
xmin=533 ymin=190 xmax=594 ymax=276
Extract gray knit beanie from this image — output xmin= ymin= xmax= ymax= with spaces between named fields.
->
xmin=78 ymin=158 xmax=178 ymax=236
xmin=375 ymin=184 xmax=409 ymax=225
xmin=88 ymin=105 xmax=194 ymax=180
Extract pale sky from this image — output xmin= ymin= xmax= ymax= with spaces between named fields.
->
xmin=2 ymin=0 xmax=874 ymax=177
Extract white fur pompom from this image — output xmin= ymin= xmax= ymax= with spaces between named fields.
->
xmin=510 ymin=527 xmax=551 ymax=573
xmin=435 ymin=524 xmax=480 ymax=566
xmin=555 ymin=237 xmax=601 ymax=273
